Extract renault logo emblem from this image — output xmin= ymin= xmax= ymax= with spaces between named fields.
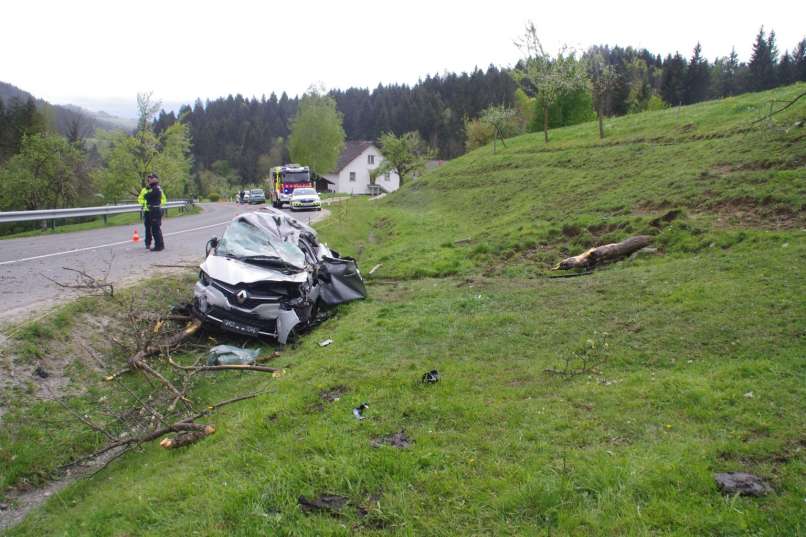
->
xmin=236 ymin=290 xmax=248 ymax=304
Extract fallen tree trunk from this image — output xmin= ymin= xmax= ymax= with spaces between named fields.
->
xmin=554 ymin=235 xmax=652 ymax=270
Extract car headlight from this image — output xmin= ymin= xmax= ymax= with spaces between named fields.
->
xmin=199 ymin=270 xmax=210 ymax=286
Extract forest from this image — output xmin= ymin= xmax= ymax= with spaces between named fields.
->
xmin=152 ymin=28 xmax=806 ymax=185
xmin=1 ymin=27 xmax=804 ymax=211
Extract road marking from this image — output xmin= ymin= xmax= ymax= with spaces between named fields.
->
xmin=0 ymin=221 xmax=232 ymax=267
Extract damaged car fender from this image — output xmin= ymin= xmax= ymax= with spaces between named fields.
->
xmin=317 ymin=256 xmax=367 ymax=306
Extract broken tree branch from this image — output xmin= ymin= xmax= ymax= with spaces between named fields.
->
xmin=42 ymin=390 xmax=117 ymax=442
xmin=554 ymin=236 xmax=652 ymax=270
xmin=751 ymin=91 xmax=806 ymax=124
xmin=40 ymin=266 xmax=115 ymax=297
xmin=126 ymin=319 xmax=202 ymax=375
xmin=166 ymin=356 xmax=280 ymax=373
xmin=177 ymin=391 xmax=266 ymax=425
xmin=160 ymin=426 xmax=216 ymax=449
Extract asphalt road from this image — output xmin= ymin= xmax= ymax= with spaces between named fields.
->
xmin=0 ymin=203 xmax=328 ymax=324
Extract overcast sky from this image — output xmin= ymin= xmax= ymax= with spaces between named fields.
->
xmin=3 ymin=0 xmax=804 ymax=117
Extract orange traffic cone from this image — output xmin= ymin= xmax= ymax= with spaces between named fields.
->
xmin=132 ymin=228 xmax=140 ymax=242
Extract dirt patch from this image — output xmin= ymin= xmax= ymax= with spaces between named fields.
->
xmin=710 ymin=157 xmax=804 ymax=176
xmin=298 ymin=494 xmax=348 ymax=516
xmin=320 ymin=385 xmax=348 ymax=403
xmin=649 ymin=209 xmax=683 ymax=228
xmin=714 ymin=472 xmax=772 ymax=497
xmin=705 ymin=199 xmax=803 ymax=230
xmin=307 ymin=385 xmax=350 ymax=414
xmin=371 ymin=430 xmax=412 ymax=449
xmin=637 ymin=198 xmax=803 ymax=231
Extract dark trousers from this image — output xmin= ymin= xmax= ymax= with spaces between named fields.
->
xmin=149 ymin=208 xmax=164 ymax=250
xmin=143 ymin=210 xmax=153 ymax=247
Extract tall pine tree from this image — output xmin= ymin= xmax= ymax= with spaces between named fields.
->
xmin=684 ymin=43 xmax=710 ymax=104
xmin=661 ymin=53 xmax=687 ymax=106
xmin=792 ymin=39 xmax=806 ymax=82
xmin=778 ymin=51 xmax=795 ymax=85
xmin=715 ymin=48 xmax=740 ymax=97
xmin=748 ymin=27 xmax=778 ymax=90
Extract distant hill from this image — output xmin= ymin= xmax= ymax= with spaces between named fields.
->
xmin=0 ymin=81 xmax=134 ymax=135
xmin=60 ymin=103 xmax=138 ymax=131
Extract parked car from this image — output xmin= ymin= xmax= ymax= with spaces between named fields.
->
xmin=249 ymin=188 xmax=266 ymax=204
xmin=241 ymin=191 xmax=251 ymax=204
xmin=193 ymin=208 xmax=367 ymax=343
xmin=289 ymin=188 xmax=322 ymax=211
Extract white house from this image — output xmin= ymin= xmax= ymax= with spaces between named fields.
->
xmin=323 ymin=141 xmax=400 ymax=194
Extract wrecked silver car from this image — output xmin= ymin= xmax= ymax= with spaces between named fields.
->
xmin=193 ymin=208 xmax=366 ymax=343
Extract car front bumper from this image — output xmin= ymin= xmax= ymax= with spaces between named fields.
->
xmin=192 ymin=281 xmax=301 ymax=343
xmin=290 ymin=201 xmax=321 ymax=210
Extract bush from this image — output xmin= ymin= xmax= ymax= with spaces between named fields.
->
xmin=208 ymin=192 xmax=221 ymax=202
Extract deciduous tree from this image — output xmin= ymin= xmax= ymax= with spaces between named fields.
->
xmin=288 ymin=89 xmax=345 ymax=174
xmin=0 ymin=133 xmax=88 ymax=211
xmin=376 ymin=131 xmax=434 ymax=186
xmin=512 ymin=23 xmax=588 ymax=143
xmin=94 ymin=93 xmax=193 ymax=201
xmin=479 ymin=105 xmax=517 ymax=153
xmin=589 ymin=53 xmax=619 ymax=139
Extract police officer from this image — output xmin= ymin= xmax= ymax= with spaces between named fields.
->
xmin=144 ymin=173 xmax=165 ymax=251
xmin=138 ymin=174 xmax=167 ymax=250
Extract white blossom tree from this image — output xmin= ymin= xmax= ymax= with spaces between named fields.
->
xmin=512 ymin=23 xmax=588 ymax=143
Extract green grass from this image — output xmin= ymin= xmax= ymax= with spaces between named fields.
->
xmin=2 ymin=84 xmax=805 ymax=536
xmin=0 ymin=204 xmax=201 ymax=240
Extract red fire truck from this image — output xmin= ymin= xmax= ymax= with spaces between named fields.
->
xmin=268 ymin=164 xmax=313 ymax=208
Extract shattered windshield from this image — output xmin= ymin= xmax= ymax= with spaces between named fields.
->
xmin=216 ymin=219 xmax=306 ymax=268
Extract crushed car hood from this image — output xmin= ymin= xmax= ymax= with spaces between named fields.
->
xmin=200 ymin=255 xmax=308 ymax=285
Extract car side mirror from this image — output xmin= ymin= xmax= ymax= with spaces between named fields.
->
xmin=205 ymin=237 xmax=219 ymax=257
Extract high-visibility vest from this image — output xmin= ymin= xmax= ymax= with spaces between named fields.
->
xmin=138 ymin=187 xmax=167 ymax=211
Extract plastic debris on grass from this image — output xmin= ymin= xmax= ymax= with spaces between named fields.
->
xmin=353 ymin=403 xmax=369 ymax=420
xmin=206 ymin=345 xmax=260 ymax=366
xmin=422 ymin=369 xmax=440 ymax=384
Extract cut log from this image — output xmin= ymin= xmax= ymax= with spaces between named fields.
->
xmin=554 ymin=236 xmax=653 ymax=270
xmin=159 ymin=425 xmax=216 ymax=449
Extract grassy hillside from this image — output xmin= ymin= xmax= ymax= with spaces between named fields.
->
xmin=2 ymin=84 xmax=804 ymax=536
xmin=321 ymin=83 xmax=804 ymax=281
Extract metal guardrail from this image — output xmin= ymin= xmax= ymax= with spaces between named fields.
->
xmin=0 ymin=200 xmax=193 ymax=224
